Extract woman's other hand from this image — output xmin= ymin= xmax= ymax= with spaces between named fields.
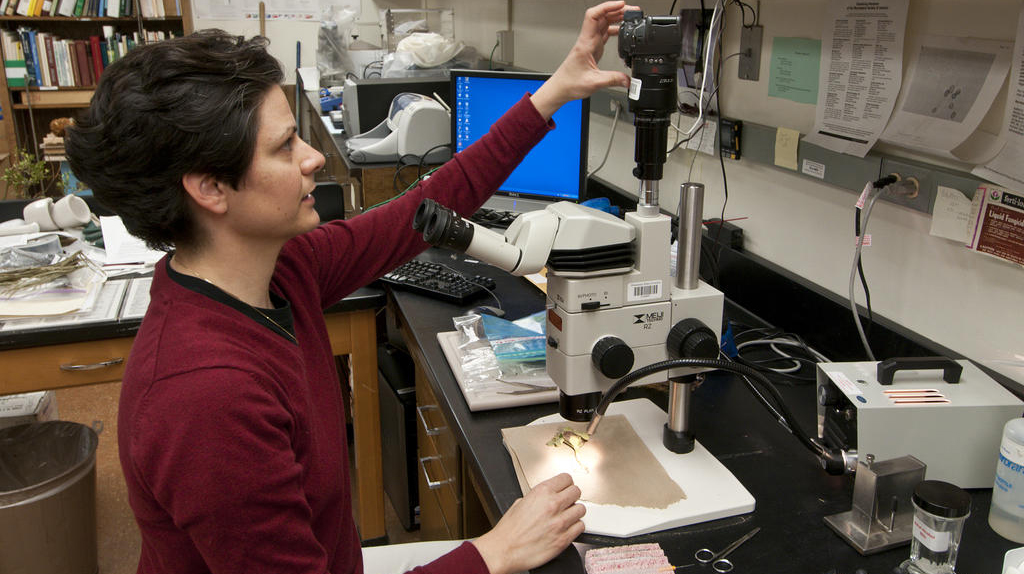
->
xmin=471 ymin=473 xmax=586 ymax=574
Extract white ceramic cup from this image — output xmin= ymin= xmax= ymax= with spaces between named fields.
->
xmin=52 ymin=195 xmax=92 ymax=229
xmin=22 ymin=197 xmax=58 ymax=231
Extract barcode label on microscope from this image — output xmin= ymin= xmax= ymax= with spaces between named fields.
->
xmin=627 ymin=280 xmax=662 ymax=302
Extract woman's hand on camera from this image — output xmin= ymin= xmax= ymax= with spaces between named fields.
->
xmin=531 ymin=1 xmax=636 ymax=119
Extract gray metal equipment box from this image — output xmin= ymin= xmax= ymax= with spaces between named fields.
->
xmin=816 ymin=358 xmax=1023 ymax=488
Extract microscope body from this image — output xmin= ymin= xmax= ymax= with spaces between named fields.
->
xmin=414 ymin=9 xmax=724 ymax=439
xmin=542 ymin=207 xmax=723 ymax=421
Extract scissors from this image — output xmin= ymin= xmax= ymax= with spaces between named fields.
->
xmin=694 ymin=526 xmax=760 ymax=573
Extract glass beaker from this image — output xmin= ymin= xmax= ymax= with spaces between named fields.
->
xmin=898 ymin=480 xmax=972 ymax=574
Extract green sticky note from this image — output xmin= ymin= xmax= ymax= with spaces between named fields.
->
xmin=768 ymin=37 xmax=821 ymax=105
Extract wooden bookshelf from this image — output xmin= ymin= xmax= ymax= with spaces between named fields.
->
xmin=0 ymin=0 xmax=192 ymax=156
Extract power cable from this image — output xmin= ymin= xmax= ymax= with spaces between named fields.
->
xmin=849 ymin=186 xmax=883 ymax=360
xmin=588 ymin=101 xmax=622 ymax=179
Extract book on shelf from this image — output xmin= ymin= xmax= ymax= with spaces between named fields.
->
xmin=42 ymin=33 xmax=57 ymax=87
xmin=75 ymin=40 xmax=90 ymax=85
xmin=89 ymin=34 xmax=102 ymax=80
xmin=55 ymin=0 xmax=74 ymax=16
xmin=5 ymin=59 xmax=26 ymax=87
xmin=53 ymin=38 xmax=67 ymax=85
xmin=18 ymin=28 xmax=38 ymax=87
xmin=21 ymin=89 xmax=92 ymax=105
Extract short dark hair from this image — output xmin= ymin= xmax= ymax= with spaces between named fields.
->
xmin=66 ymin=30 xmax=284 ymax=251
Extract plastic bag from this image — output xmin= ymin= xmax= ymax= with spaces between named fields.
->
xmin=479 ymin=312 xmax=547 ymax=377
xmin=397 ymin=32 xmax=463 ymax=67
xmin=317 ymin=6 xmax=359 ymax=83
xmin=453 ymin=314 xmax=501 ymax=386
xmin=381 ymin=44 xmax=481 ymax=78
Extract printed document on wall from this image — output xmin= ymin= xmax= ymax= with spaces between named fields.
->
xmin=879 ymin=36 xmax=1011 ymax=163
xmin=803 ymin=0 xmax=908 ymax=157
xmin=974 ymin=6 xmax=1024 ymax=190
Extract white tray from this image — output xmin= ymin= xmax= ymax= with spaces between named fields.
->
xmin=511 ymin=398 xmax=756 ymax=537
xmin=437 ymin=331 xmax=559 ymax=411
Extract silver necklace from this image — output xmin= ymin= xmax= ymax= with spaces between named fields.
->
xmin=173 ymin=258 xmax=298 ymax=345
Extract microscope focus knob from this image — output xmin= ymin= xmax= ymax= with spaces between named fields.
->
xmin=667 ymin=318 xmax=719 ymax=359
xmin=591 ymin=336 xmax=634 ymax=379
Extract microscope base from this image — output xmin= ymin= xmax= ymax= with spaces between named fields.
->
xmin=526 ymin=398 xmax=755 ymax=537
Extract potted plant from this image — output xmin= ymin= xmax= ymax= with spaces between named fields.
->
xmin=0 ymin=148 xmax=59 ymax=200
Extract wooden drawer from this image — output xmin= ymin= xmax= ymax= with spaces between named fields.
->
xmin=415 ymin=362 xmax=462 ymax=537
xmin=0 ymin=337 xmax=134 ymax=395
xmin=417 ymin=445 xmax=457 ymax=540
xmin=417 ymin=431 xmax=461 ymax=539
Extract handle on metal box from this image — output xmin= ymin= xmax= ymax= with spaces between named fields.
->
xmin=876 ymin=356 xmax=962 ymax=385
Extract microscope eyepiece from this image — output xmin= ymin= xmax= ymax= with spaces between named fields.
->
xmin=414 ymin=199 xmax=475 ymax=252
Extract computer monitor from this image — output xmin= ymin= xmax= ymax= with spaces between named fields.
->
xmin=450 ymin=69 xmax=589 ymax=213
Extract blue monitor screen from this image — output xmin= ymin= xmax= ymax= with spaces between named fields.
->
xmin=451 ymin=70 xmax=588 ymax=203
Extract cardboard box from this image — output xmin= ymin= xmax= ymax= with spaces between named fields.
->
xmin=0 ymin=391 xmax=58 ymax=429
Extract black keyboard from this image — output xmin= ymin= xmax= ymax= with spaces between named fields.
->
xmin=470 ymin=208 xmax=519 ymax=230
xmin=380 ymin=260 xmax=497 ymax=304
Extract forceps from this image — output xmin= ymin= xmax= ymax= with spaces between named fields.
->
xmin=495 ymin=378 xmax=555 ymax=395
xmin=694 ymin=526 xmax=760 ymax=573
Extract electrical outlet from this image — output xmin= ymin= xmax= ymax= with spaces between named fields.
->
xmin=878 ymin=159 xmax=935 ymax=213
xmin=738 ymin=25 xmax=763 ymax=81
xmin=497 ymin=30 xmax=514 ymax=64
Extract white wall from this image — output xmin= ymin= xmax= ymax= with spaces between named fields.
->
xmin=586 ymin=0 xmax=1024 ymax=382
xmin=230 ymin=0 xmax=1024 ymax=382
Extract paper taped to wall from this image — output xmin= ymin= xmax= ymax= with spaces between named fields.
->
xmin=803 ymin=0 xmax=909 ymax=158
xmin=880 ymin=35 xmax=1011 ymax=163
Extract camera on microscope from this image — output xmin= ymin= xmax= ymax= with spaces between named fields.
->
xmin=617 ymin=11 xmax=682 ymax=117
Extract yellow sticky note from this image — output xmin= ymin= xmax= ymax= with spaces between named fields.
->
xmin=774 ymin=127 xmax=800 ymax=170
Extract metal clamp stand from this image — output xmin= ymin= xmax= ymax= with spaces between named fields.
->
xmin=824 ymin=454 xmax=926 ymax=554
xmin=664 ymin=373 xmax=702 ymax=453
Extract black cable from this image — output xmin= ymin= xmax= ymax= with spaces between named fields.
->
xmin=362 ymin=60 xmax=383 ymax=79
xmin=729 ymin=0 xmax=756 ymax=27
xmin=853 ymin=203 xmax=874 ymax=337
xmin=392 ymin=145 xmax=453 ymax=193
xmin=417 ymin=143 xmax=452 ymax=174
xmin=711 ymin=15 xmax=728 ymax=287
xmin=728 ymin=323 xmax=826 ymax=385
xmin=393 ymin=154 xmax=422 ymax=193
xmin=670 ymin=0 xmax=678 ymax=14
xmin=591 ymin=358 xmax=826 ymax=461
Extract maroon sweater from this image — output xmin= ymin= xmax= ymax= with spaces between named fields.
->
xmin=118 ymin=96 xmax=552 ymax=574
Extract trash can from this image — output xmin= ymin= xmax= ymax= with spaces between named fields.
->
xmin=0 ymin=421 xmax=99 ymax=574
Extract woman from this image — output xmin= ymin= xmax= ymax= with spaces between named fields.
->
xmin=66 ymin=3 xmax=633 ymax=573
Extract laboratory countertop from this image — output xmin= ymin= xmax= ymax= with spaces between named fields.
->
xmin=0 ymin=286 xmax=385 ymax=351
xmin=388 ymin=248 xmax=1017 ymax=574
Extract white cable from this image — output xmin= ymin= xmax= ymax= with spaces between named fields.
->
xmin=587 ymin=102 xmax=621 ymax=179
xmin=736 ymin=338 xmax=829 ymax=362
xmin=849 ymin=188 xmax=883 ymax=361
xmin=683 ymin=0 xmax=723 ymax=137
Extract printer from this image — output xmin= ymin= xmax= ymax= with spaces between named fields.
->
xmin=341 ymin=76 xmax=450 ymax=137
xmin=346 ymin=93 xmax=452 ymax=164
